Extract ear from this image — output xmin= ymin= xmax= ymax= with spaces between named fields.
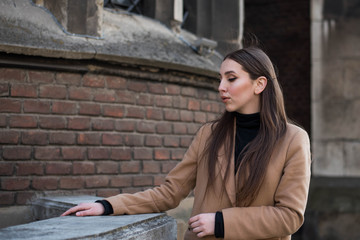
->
xmin=254 ymin=76 xmax=267 ymax=95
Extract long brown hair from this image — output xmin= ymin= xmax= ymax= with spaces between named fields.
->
xmin=205 ymin=47 xmax=288 ymax=206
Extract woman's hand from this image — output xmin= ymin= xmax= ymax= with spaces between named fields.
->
xmin=188 ymin=213 xmax=215 ymax=238
xmin=61 ymin=202 xmax=104 ymax=217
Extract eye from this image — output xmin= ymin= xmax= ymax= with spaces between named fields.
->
xmin=228 ymin=77 xmax=237 ymax=82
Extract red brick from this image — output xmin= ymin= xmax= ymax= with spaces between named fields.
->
xmin=59 ymin=176 xmax=84 ymax=189
xmin=180 ymin=136 xmax=193 ymax=147
xmin=0 ymin=131 xmax=20 ymax=144
xmin=56 ymin=72 xmax=82 ymax=86
xmin=22 ymin=131 xmax=48 ymax=145
xmin=94 ymin=89 xmax=116 ymax=102
xmin=110 ymin=175 xmax=132 ymax=187
xmin=137 ymin=94 xmax=154 ymax=106
xmin=103 ymin=105 xmax=124 ymax=118
xmin=133 ymin=147 xmax=153 ymax=160
xmin=127 ymin=81 xmax=147 ymax=92
xmin=154 ymin=175 xmax=166 ymax=186
xmin=68 ymin=117 xmax=91 ymax=130
xmin=34 ymin=147 xmax=61 ymax=160
xmin=188 ymin=99 xmax=200 ymax=110
xmin=187 ymin=123 xmax=201 ymax=134
xmin=173 ymin=123 xmax=187 ymax=134
xmin=95 ymin=161 xmax=118 ymax=174
xmin=121 ymin=187 xmax=143 ymax=194
xmin=143 ymin=161 xmax=160 ymax=173
xmin=46 ymin=162 xmax=71 ymax=175
xmin=181 ymin=87 xmax=197 ymax=96
xmin=1 ymin=178 xmax=30 ymax=190
xmin=145 ymin=135 xmax=162 ymax=147
xmin=173 ymin=97 xmax=188 ymax=109
xmin=115 ymin=90 xmax=135 ymax=104
xmin=136 ymin=121 xmax=155 ymax=133
xmin=49 ymin=132 xmax=76 ymax=145
xmin=39 ymin=85 xmax=66 ymax=99
xmin=198 ymin=89 xmax=209 ymax=99
xmin=123 ymin=134 xmax=143 ymax=146
xmin=79 ymin=103 xmax=101 ymax=115
xmin=164 ymin=136 xmax=180 ymax=147
xmin=77 ymin=133 xmax=101 ymax=145
xmin=16 ymin=191 xmax=36 ymax=205
xmin=11 ymin=84 xmax=37 ymax=98
xmin=194 ymin=112 xmax=207 ymax=123
xmin=201 ymin=101 xmax=212 ymax=112
xmin=110 ymin=148 xmax=131 ymax=160
xmin=0 ymin=99 xmax=21 ymax=113
xmin=133 ymin=176 xmax=153 ymax=186
xmin=92 ymin=119 xmax=114 ymax=130
xmin=28 ymin=70 xmax=54 ymax=83
xmin=162 ymin=161 xmax=178 ymax=173
xmin=0 ymin=163 xmax=14 ymax=175
xmin=88 ymin=148 xmax=110 ymax=159
xmin=24 ymin=100 xmax=51 ymax=113
xmin=17 ymin=162 xmax=44 ymax=175
xmin=39 ymin=116 xmax=66 ymax=129
xmin=0 ymin=68 xmax=26 ymax=82
xmin=0 ymin=115 xmax=6 ymax=127
xmin=52 ymin=101 xmax=77 ymax=114
xmin=9 ymin=115 xmax=37 ymax=128
xmin=62 ymin=147 xmax=86 ymax=160
xmin=180 ymin=110 xmax=194 ymax=122
xmin=156 ymin=123 xmax=172 ymax=134
xmin=83 ymin=74 xmax=105 ymax=88
xmin=154 ymin=149 xmax=170 ymax=160
xmin=85 ymin=176 xmax=109 ymax=188
xmin=0 ymin=192 xmax=15 ymax=205
xmin=120 ymin=161 xmax=140 ymax=173
xmin=32 ymin=177 xmax=58 ymax=190
xmin=164 ymin=109 xmax=180 ymax=121
xmin=69 ymin=87 xmax=92 ymax=100
xmin=73 ymin=161 xmax=95 ymax=174
xmin=114 ymin=120 xmax=135 ymax=132
xmin=148 ymin=82 xmax=165 ymax=94
xmin=155 ymin=95 xmax=172 ymax=107
xmin=165 ymin=84 xmax=181 ymax=95
xmin=126 ymin=106 xmax=144 ymax=119
xmin=102 ymin=133 xmax=123 ymax=145
xmin=211 ymin=102 xmax=221 ymax=113
xmin=105 ymin=75 xmax=126 ymax=89
xmin=207 ymin=112 xmax=219 ymax=122
xmin=97 ymin=189 xmax=120 ymax=198
xmin=3 ymin=146 xmax=31 ymax=159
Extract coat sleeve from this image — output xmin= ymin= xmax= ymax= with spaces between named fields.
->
xmin=105 ymin=124 xmax=207 ymax=215
xmin=222 ymin=127 xmax=311 ymax=240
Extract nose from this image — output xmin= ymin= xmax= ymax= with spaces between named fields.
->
xmin=218 ymin=79 xmax=226 ymax=93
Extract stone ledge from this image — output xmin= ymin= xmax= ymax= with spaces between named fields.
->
xmin=0 ymin=195 xmax=177 ymax=240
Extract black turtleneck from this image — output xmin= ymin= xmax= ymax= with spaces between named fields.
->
xmin=215 ymin=112 xmax=260 ymax=238
xmin=234 ymin=112 xmax=261 ymax=173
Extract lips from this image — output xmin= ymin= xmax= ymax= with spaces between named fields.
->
xmin=221 ymin=96 xmax=230 ymax=103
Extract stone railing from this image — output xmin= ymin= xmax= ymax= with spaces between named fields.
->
xmin=0 ymin=196 xmax=177 ymax=240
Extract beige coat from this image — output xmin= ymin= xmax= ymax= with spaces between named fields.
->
xmin=106 ymin=123 xmax=311 ymax=240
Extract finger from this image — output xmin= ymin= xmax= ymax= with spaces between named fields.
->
xmin=188 ymin=215 xmax=199 ymax=224
xmin=61 ymin=205 xmax=89 ymax=216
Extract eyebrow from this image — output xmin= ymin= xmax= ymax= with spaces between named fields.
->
xmin=219 ymin=71 xmax=236 ymax=77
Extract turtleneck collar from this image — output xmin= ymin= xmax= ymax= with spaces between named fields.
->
xmin=234 ymin=112 xmax=260 ymax=129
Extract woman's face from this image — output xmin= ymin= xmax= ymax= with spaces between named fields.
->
xmin=218 ymin=59 xmax=260 ymax=114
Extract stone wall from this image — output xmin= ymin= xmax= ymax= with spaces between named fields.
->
xmin=0 ymin=60 xmax=223 ymax=206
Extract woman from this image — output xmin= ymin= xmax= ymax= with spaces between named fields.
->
xmin=62 ymin=46 xmax=311 ymax=240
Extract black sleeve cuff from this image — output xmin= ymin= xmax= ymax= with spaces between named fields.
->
xmin=95 ymin=200 xmax=114 ymax=215
xmin=214 ymin=211 xmax=224 ymax=238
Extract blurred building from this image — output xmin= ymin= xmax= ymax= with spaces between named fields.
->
xmin=0 ymin=0 xmax=359 ymax=239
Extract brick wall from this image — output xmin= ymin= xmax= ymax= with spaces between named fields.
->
xmin=0 ymin=64 xmax=223 ymax=206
